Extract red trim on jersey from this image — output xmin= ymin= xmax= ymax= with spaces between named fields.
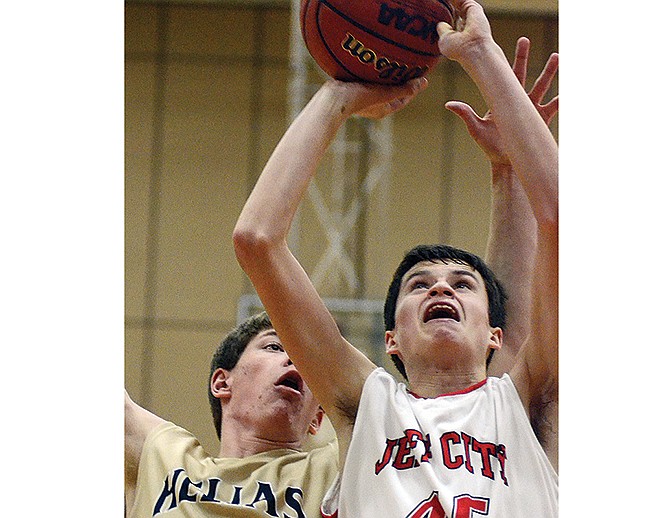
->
xmin=321 ymin=508 xmax=337 ymax=518
xmin=408 ymin=378 xmax=488 ymax=399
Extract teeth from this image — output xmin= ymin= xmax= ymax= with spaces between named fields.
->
xmin=426 ymin=304 xmax=457 ymax=321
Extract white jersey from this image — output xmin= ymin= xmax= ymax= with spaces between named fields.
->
xmin=321 ymin=368 xmax=557 ymax=517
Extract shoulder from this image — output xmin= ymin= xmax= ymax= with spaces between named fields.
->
xmin=365 ymin=367 xmax=402 ymax=391
xmin=355 ymin=368 xmax=406 ymax=406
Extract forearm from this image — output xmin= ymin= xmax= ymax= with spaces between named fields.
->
xmin=485 ymin=165 xmax=536 ymax=375
xmin=234 ymin=86 xmax=348 ymax=252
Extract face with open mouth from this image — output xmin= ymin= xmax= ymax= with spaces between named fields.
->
xmin=385 ymin=259 xmax=500 ymax=372
xmin=220 ymin=329 xmax=323 ymax=439
xmin=274 ymin=368 xmax=305 ymax=396
xmin=423 ymin=299 xmax=461 ymax=323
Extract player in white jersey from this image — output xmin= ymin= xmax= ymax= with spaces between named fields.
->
xmin=321 ymin=364 xmax=557 ymax=516
xmin=233 ymin=0 xmax=558 ymax=514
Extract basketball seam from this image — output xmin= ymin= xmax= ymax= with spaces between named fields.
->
xmin=314 ymin=1 xmax=360 ymax=81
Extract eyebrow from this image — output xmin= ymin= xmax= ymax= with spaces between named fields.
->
xmin=403 ymin=267 xmax=480 ymax=286
xmin=257 ymin=329 xmax=279 ymax=340
xmin=450 ymin=269 xmax=479 ymax=282
xmin=402 ymin=269 xmax=432 ymax=285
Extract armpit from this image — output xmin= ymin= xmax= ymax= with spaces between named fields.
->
xmin=530 ymin=386 xmax=558 ymax=468
xmin=334 ymin=394 xmax=359 ymax=427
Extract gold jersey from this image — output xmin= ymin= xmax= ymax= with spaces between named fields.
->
xmin=129 ymin=422 xmax=338 ymax=518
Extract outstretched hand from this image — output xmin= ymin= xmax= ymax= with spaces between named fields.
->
xmin=323 ymin=77 xmax=428 ymax=120
xmin=444 ymin=37 xmax=558 ymax=167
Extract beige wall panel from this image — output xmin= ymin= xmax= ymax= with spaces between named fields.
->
xmin=443 ymin=143 xmax=492 ymax=255
xmin=125 ymin=60 xmax=156 ymax=319
xmin=234 ymin=66 xmax=291 ymax=297
xmin=390 ymin=124 xmax=445 ymax=241
xmin=481 ymin=0 xmax=557 ymax=14
xmin=126 ymin=3 xmax=159 ymax=54
xmin=490 ymin=17 xmax=556 ymax=54
xmin=362 ymin=218 xmax=398 ymax=300
xmin=144 ymin=327 xmax=231 ymax=456
xmin=168 ymin=5 xmax=255 ymax=57
xmin=359 ymin=147 xmax=397 ymax=299
xmin=295 ymin=190 xmax=334 ymax=290
xmin=154 ymin=62 xmax=252 ymax=322
xmin=125 ymin=325 xmax=146 ymax=400
xmin=261 ymin=8 xmax=290 ymax=60
xmin=361 ymin=75 xmax=457 ymax=298
xmin=255 ymin=67 xmax=290 ymax=184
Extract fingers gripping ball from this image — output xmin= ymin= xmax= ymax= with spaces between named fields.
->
xmin=300 ymin=0 xmax=454 ymax=84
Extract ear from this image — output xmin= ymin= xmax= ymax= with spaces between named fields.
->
xmin=308 ymin=406 xmax=325 ymax=436
xmin=385 ymin=330 xmax=401 ymax=357
xmin=488 ymin=327 xmax=503 ymax=351
xmin=210 ymin=368 xmax=233 ymax=400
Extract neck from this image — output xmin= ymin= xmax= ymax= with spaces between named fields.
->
xmin=217 ymin=413 xmax=305 ymax=458
xmin=406 ymin=365 xmax=487 ymax=398
xmin=218 ymin=432 xmax=303 ymax=458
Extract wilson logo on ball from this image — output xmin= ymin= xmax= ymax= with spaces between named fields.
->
xmin=341 ymin=33 xmax=428 ymax=83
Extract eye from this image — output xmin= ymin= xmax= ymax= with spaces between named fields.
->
xmin=454 ymin=279 xmax=474 ymax=290
xmin=265 ymin=342 xmax=284 ymax=352
xmin=409 ymin=279 xmax=430 ymax=290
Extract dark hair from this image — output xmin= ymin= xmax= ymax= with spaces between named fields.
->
xmin=208 ymin=312 xmax=273 ymax=440
xmin=383 ymin=244 xmax=508 ymax=379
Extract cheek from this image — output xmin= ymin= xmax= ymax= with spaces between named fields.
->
xmin=394 ymin=297 xmax=415 ymax=325
xmin=473 ymin=299 xmax=492 ymax=324
xmin=232 ymin=363 xmax=267 ymax=391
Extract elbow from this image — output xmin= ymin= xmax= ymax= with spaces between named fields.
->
xmin=232 ymin=223 xmax=277 ymax=270
xmin=534 ymin=191 xmax=559 ymax=236
xmin=536 ymin=206 xmax=559 ymax=238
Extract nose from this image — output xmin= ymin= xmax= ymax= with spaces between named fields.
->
xmin=284 ymin=355 xmax=293 ymax=367
xmin=429 ymin=280 xmax=454 ymax=297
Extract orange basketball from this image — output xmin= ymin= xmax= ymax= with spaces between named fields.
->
xmin=300 ymin=0 xmax=454 ymax=84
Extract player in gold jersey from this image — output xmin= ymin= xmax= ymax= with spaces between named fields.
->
xmin=125 ymin=312 xmax=338 ymax=517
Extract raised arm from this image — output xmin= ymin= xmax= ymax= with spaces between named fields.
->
xmin=445 ymin=37 xmax=558 ymax=375
xmin=233 ymin=79 xmax=426 ymax=454
xmin=125 ymin=390 xmax=165 ymax=511
xmin=438 ymin=0 xmax=558 ymax=464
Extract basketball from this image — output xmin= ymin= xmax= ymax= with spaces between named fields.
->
xmin=300 ymin=0 xmax=454 ymax=85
